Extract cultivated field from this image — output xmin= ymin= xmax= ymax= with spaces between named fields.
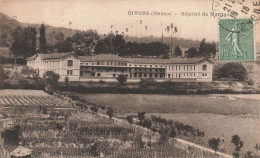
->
xmin=0 ymin=90 xmax=220 ymax=158
xmin=79 ymin=93 xmax=260 ymax=156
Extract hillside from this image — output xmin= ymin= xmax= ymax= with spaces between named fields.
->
xmin=0 ymin=12 xmax=79 ymax=47
xmin=0 ymin=11 xmax=259 ymax=54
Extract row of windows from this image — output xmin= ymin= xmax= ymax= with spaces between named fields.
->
xmin=96 ymin=61 xmax=127 ymax=66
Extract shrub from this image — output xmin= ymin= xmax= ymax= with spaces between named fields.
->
xmin=43 ymin=71 xmax=60 ymax=87
xmin=126 ymin=115 xmax=133 ymax=124
xmin=116 ymin=74 xmax=127 ymax=86
xmin=216 ymin=63 xmax=247 ymax=81
xmin=106 ymin=107 xmax=114 ymax=119
xmin=139 ymin=78 xmax=157 ymax=88
xmin=208 ymin=138 xmax=220 ymax=153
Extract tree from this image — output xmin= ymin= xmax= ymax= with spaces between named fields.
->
xmin=217 ymin=63 xmax=247 ymax=81
xmin=55 ymin=37 xmax=73 ymax=53
xmin=126 ymin=115 xmax=133 ymax=124
xmin=137 ymin=112 xmax=145 ymax=122
xmin=116 ymin=74 xmax=127 ymax=86
xmin=0 ymin=66 xmax=9 ymax=88
xmin=174 ymin=45 xmax=182 ymax=57
xmin=39 ymin=23 xmax=47 ymax=53
xmin=113 ymin=35 xmax=126 ymax=56
xmin=72 ymin=30 xmax=99 ymax=56
xmin=208 ymin=138 xmax=220 ymax=154
xmin=106 ymin=107 xmax=114 ymax=119
xmin=21 ymin=66 xmax=38 ymax=78
xmin=185 ymin=47 xmax=197 ymax=58
xmin=43 ymin=71 xmax=60 ymax=87
xmin=197 ymin=39 xmax=217 ymax=58
xmin=11 ymin=26 xmax=37 ymax=62
xmin=231 ymin=135 xmax=244 ymax=151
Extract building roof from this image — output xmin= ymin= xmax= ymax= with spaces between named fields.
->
xmin=79 ymin=54 xmax=128 ymax=62
xmin=129 ymin=57 xmax=212 ymax=64
xmin=80 ymin=54 xmax=212 ymax=64
xmin=26 ymin=52 xmax=77 ymax=60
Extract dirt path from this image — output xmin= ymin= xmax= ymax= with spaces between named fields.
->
xmin=97 ymin=113 xmax=233 ymax=158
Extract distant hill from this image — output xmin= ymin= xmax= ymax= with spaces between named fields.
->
xmin=0 ymin=11 xmax=259 ymax=54
xmin=0 ymin=12 xmax=79 ymax=47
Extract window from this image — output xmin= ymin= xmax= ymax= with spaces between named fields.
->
xmin=67 ymin=70 xmax=73 ymax=75
xmin=86 ymin=63 xmax=88 ymax=65
xmin=144 ymin=73 xmax=147 ymax=77
xmin=150 ymin=65 xmax=152 ymax=67
xmin=149 ymin=74 xmax=152 ymax=78
xmin=113 ymin=74 xmax=116 ymax=77
xmin=155 ymin=73 xmax=158 ymax=78
xmin=97 ymin=73 xmax=101 ymax=77
xmin=139 ymin=73 xmax=142 ymax=77
xmin=81 ymin=63 xmax=83 ymax=65
xmin=97 ymin=62 xmax=100 ymax=65
xmin=67 ymin=60 xmax=73 ymax=67
xmin=194 ymin=65 xmax=195 ymax=71
xmin=203 ymin=65 xmax=207 ymax=71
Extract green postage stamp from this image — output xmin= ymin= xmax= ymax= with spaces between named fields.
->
xmin=219 ymin=18 xmax=255 ymax=62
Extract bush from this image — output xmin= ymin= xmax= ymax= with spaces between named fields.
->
xmin=116 ymin=74 xmax=127 ymax=86
xmin=106 ymin=107 xmax=113 ymax=119
xmin=43 ymin=71 xmax=60 ymax=87
xmin=215 ymin=63 xmax=247 ymax=81
xmin=126 ymin=115 xmax=133 ymax=124
xmin=139 ymin=78 xmax=157 ymax=88
xmin=208 ymin=138 xmax=220 ymax=153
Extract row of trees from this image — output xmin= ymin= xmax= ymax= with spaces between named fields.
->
xmin=10 ymin=24 xmax=47 ymax=62
xmin=10 ymin=24 xmax=216 ymax=59
xmin=208 ymin=135 xmax=244 ymax=158
xmin=183 ymin=39 xmax=217 ymax=58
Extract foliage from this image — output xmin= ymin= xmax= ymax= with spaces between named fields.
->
xmin=197 ymin=39 xmax=217 ymax=58
xmin=90 ymin=106 xmax=98 ymax=113
xmin=106 ymin=107 xmax=114 ymax=119
xmin=55 ymin=37 xmax=73 ymax=53
xmin=116 ymin=74 xmax=127 ymax=86
xmin=0 ymin=66 xmax=9 ymax=85
xmin=39 ymin=23 xmax=47 ymax=53
xmin=158 ymin=127 xmax=170 ymax=145
xmin=216 ymin=63 xmax=247 ymax=81
xmin=90 ymin=143 xmax=99 ymax=157
xmin=137 ymin=112 xmax=146 ymax=122
xmin=126 ymin=115 xmax=133 ymax=124
xmin=21 ymin=66 xmax=38 ymax=78
xmin=139 ymin=78 xmax=157 ymax=88
xmin=185 ymin=47 xmax=197 ymax=58
xmin=43 ymin=71 xmax=60 ymax=87
xmin=1 ymin=125 xmax=21 ymax=146
xmin=174 ymin=45 xmax=182 ymax=57
xmin=231 ymin=135 xmax=244 ymax=151
xmin=208 ymin=138 xmax=220 ymax=153
xmin=11 ymin=26 xmax=37 ymax=60
xmin=72 ymin=29 xmax=99 ymax=56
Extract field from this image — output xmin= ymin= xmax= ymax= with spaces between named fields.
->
xmin=79 ymin=93 xmax=260 ymax=156
xmin=0 ymin=90 xmax=220 ymax=158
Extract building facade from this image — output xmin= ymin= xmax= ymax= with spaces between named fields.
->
xmin=27 ymin=52 xmax=213 ymax=82
xmin=27 ymin=52 xmax=80 ymax=81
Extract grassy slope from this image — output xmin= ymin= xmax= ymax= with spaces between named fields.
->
xmin=79 ymin=93 xmax=260 ymax=155
xmin=79 ymin=94 xmax=260 ymax=115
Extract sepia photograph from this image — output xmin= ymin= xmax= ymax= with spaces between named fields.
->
xmin=0 ymin=0 xmax=260 ymax=157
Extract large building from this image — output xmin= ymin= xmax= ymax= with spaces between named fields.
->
xmin=27 ymin=52 xmax=213 ymax=82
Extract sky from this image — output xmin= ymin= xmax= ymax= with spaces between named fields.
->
xmin=0 ymin=0 xmax=259 ymax=42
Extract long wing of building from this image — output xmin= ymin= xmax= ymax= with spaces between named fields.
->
xmin=27 ymin=52 xmax=213 ymax=82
